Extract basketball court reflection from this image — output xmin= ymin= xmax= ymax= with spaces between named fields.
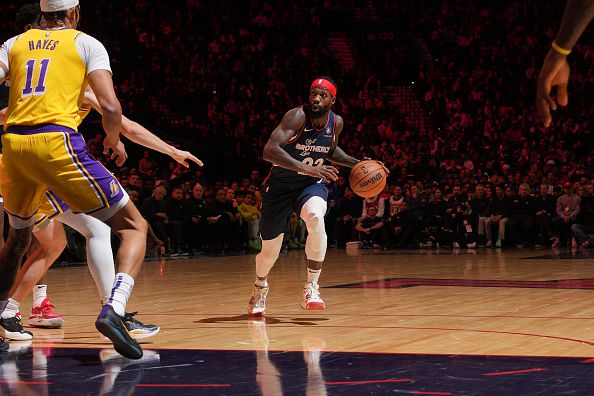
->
xmin=248 ymin=318 xmax=327 ymax=396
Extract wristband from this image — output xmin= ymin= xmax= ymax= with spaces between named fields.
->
xmin=551 ymin=41 xmax=571 ymax=56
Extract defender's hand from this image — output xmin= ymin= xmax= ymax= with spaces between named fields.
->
xmin=536 ymin=49 xmax=570 ymax=128
xmin=103 ymin=138 xmax=128 ymax=166
xmin=172 ymin=149 xmax=204 ymax=168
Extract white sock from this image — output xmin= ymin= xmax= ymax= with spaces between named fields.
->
xmin=306 ymin=268 xmax=321 ymax=286
xmin=108 ymin=273 xmax=134 ymax=316
xmin=33 ymin=285 xmax=48 ymax=308
xmin=1 ymin=298 xmax=21 ymax=319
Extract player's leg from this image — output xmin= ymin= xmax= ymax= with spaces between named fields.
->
xmin=297 ymin=185 xmax=329 ymax=310
xmin=58 ymin=210 xmax=159 ymax=339
xmin=0 ymin=141 xmax=54 ymax=346
xmin=38 ymin=131 xmax=145 ymax=359
xmin=60 ymin=210 xmax=114 ymax=304
xmin=248 ymin=233 xmax=284 ymax=316
xmin=1 ymin=221 xmax=66 ymax=338
xmin=93 ymin=201 xmax=147 ymax=358
xmin=247 ymin=186 xmax=296 ymax=316
xmin=7 ymin=193 xmax=75 ymax=332
xmin=27 ymin=223 xmax=66 ymax=329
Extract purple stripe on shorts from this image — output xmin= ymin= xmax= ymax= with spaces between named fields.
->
xmin=46 ymin=190 xmax=70 ymax=213
xmin=6 ymin=124 xmax=75 ymax=135
xmin=66 ymin=132 xmax=125 ymax=208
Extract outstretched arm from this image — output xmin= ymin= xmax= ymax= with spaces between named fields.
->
xmin=536 ymin=0 xmax=594 ymax=127
xmin=556 ymin=0 xmax=594 ymax=50
xmin=83 ymin=87 xmax=203 ymax=168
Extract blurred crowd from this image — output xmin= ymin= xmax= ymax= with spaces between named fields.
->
xmin=1 ymin=1 xmax=592 ymax=257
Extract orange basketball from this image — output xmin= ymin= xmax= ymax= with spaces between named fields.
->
xmin=349 ymin=160 xmax=387 ymax=198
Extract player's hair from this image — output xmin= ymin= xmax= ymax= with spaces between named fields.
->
xmin=314 ymin=75 xmax=338 ymax=90
xmin=16 ymin=3 xmax=40 ymax=29
xmin=41 ymin=10 xmax=68 ymax=24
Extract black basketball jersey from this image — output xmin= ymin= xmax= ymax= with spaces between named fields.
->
xmin=268 ymin=107 xmax=337 ymax=187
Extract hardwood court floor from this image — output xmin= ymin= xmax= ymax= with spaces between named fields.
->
xmin=20 ymin=248 xmax=594 ymax=357
xmin=4 ymin=248 xmax=594 ymax=395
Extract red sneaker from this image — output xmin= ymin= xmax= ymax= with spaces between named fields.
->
xmin=301 ymin=282 xmax=326 ymax=310
xmin=28 ymin=298 xmax=64 ymax=328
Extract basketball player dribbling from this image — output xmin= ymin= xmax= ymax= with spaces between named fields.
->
xmin=248 ymin=77 xmax=377 ymax=316
xmin=0 ymin=0 xmax=146 ymax=358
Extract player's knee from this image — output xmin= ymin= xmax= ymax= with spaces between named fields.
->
xmin=304 ymin=210 xmax=325 ymax=233
xmin=51 ymin=226 xmax=67 ymax=254
xmin=137 ymin=217 xmax=149 ymax=236
xmin=301 ymin=197 xmax=327 ymax=233
xmin=258 ymin=234 xmax=283 ymax=265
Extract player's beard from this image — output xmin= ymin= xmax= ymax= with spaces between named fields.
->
xmin=310 ymin=104 xmax=329 ymax=118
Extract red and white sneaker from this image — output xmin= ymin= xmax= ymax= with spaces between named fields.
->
xmin=247 ymin=284 xmax=269 ymax=317
xmin=28 ymin=298 xmax=64 ymax=328
xmin=301 ymin=282 xmax=325 ymax=310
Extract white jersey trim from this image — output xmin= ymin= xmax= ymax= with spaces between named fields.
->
xmin=75 ymin=33 xmax=112 ymax=75
xmin=0 ymin=35 xmax=21 ymax=73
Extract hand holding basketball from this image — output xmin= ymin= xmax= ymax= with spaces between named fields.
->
xmin=349 ymin=160 xmax=387 ymax=198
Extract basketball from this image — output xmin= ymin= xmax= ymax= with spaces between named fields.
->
xmin=349 ymin=160 xmax=387 ymax=198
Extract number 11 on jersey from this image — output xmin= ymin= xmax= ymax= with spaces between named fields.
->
xmin=22 ymin=58 xmax=50 ymax=97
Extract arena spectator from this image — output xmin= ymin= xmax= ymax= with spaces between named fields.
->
xmin=534 ymin=184 xmax=556 ymax=247
xmin=507 ymin=184 xmax=535 ymax=247
xmin=163 ymin=185 xmax=189 ymax=255
xmin=355 ymin=206 xmax=386 ymax=249
xmin=332 ymin=187 xmax=362 ymax=248
xmin=552 ymin=183 xmax=581 ymax=247
xmin=186 ymin=183 xmax=207 ymax=254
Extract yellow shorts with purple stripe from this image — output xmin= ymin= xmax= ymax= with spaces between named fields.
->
xmin=1 ymin=124 xmax=127 ymax=228
xmin=34 ymin=190 xmax=71 ymax=229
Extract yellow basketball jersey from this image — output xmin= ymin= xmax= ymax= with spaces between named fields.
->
xmin=75 ymin=104 xmax=92 ymax=126
xmin=4 ymin=29 xmax=87 ymax=131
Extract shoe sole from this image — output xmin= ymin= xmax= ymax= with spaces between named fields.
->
xmin=129 ymin=327 xmax=160 ymax=340
xmin=1 ymin=329 xmax=33 ymax=341
xmin=29 ymin=318 xmax=64 ymax=329
xmin=95 ymin=318 xmax=143 ymax=360
xmin=301 ymin=302 xmax=326 ymax=310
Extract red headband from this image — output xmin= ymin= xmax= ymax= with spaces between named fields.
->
xmin=311 ymin=78 xmax=337 ymax=97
